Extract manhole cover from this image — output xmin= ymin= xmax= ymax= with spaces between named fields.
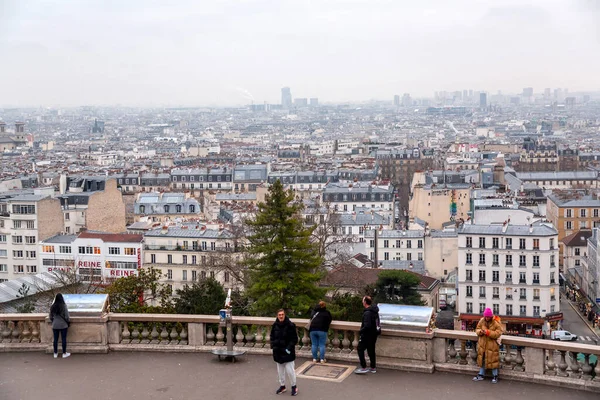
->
xmin=296 ymin=361 xmax=354 ymax=383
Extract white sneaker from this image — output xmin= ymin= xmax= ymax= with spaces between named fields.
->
xmin=62 ymin=353 xmax=71 ymax=358
xmin=53 ymin=353 xmax=58 ymax=359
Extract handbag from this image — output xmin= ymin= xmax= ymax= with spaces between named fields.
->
xmin=305 ymin=312 xmax=319 ymax=330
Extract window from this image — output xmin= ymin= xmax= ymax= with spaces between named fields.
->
xmin=581 ymin=209 xmax=587 ymax=218
xmin=506 ymin=304 xmax=513 ymax=316
xmin=201 ymin=271 xmax=207 ymax=279
xmin=566 ymin=221 xmax=573 ymax=230
xmin=0 ymin=250 xmax=6 ymax=258
xmin=479 ymin=254 xmax=486 ymax=265
xmin=466 ymin=237 xmax=472 ymax=248
xmin=520 ymin=288 xmax=526 ymax=300
xmin=492 ymin=271 xmax=499 ymax=282
xmin=164 ymin=205 xmax=170 ymax=213
xmin=549 ymin=238 xmax=554 ymax=249
xmin=210 ymin=271 xmax=215 ymax=279
xmin=12 ymin=205 xmax=35 ymax=214
xmin=192 ymin=270 xmax=197 ymax=281
xmin=27 ymin=265 xmax=36 ymax=273
xmin=211 ymin=242 xmax=216 ymax=251
xmin=505 ymin=254 xmax=512 ymax=266
xmin=506 ymin=238 xmax=512 ymax=249
xmin=124 ymin=248 xmax=136 ymax=255
xmin=519 ymin=272 xmax=526 ymax=284
xmin=418 ymin=252 xmax=423 ymax=261
xmin=575 ymin=248 xmax=581 ymax=256
xmin=506 ymin=287 xmax=513 ymax=300
xmin=533 ymin=306 xmax=540 ymax=317
xmin=519 ymin=238 xmax=526 ymax=249
xmin=533 ymin=239 xmax=539 ymax=250
xmin=492 ymin=238 xmax=499 ymax=249
xmin=383 ymin=240 xmax=389 ymax=248
xmin=566 ymin=209 xmax=572 ymax=218
xmin=479 ymin=286 xmax=486 ymax=298
xmin=506 ymin=270 xmax=513 ymax=282
xmin=13 ymin=250 xmax=23 ymax=258
xmin=182 ymin=270 xmax=187 ymax=281
xmin=42 ymin=245 xmax=55 ymax=253
xmin=533 ymin=289 xmax=540 ymax=300
xmin=59 ymin=246 xmax=71 ymax=254
xmin=519 ymin=255 xmax=526 ymax=267
xmin=25 ymin=236 xmax=36 ymax=244
xmin=0 ymin=264 xmax=7 ymax=272
xmin=369 ymin=240 xmax=375 ymax=248
xmin=466 ymin=286 xmax=473 ymax=297
xmin=192 ymin=255 xmax=197 ymax=265
xmin=479 ymin=303 xmax=486 ymax=313
xmin=406 ymin=252 xmax=412 ymax=261
xmin=13 ymin=236 xmax=23 ymax=244
xmin=550 ymin=287 xmax=556 ymax=300
xmin=93 ymin=247 xmax=100 ymax=254
xmin=407 ymin=240 xmax=412 ymax=249
xmin=14 ymin=265 xmax=24 ymax=273
xmin=109 ymin=247 xmax=120 ymax=255
xmin=13 ymin=220 xmax=22 ymax=229
xmin=183 ymin=255 xmax=188 ymax=264
xmin=466 ymin=253 xmax=472 ymax=265
xmin=176 ymin=205 xmax=182 ymax=213
xmin=493 ymin=287 xmax=499 ymax=299
xmin=0 ymin=235 xmax=5 ymax=243
xmin=533 ymin=272 xmax=540 ymax=284
xmin=533 ymin=255 xmax=539 ymax=267
xmin=466 ymin=302 xmax=473 ymax=313
xmin=520 ymin=305 xmax=527 ymax=316
xmin=478 ymin=270 xmax=486 ymax=282
xmin=479 ymin=237 xmax=486 ymax=248
xmin=167 ymin=269 xmax=173 ymax=280
xmin=550 ymin=272 xmax=556 ymax=284
xmin=466 ymin=270 xmax=473 ymax=281
xmin=167 ymin=254 xmax=173 ymax=264
xmin=417 ymin=240 xmax=423 ymax=248
xmin=594 ymin=209 xmax=599 ymax=218
xmin=492 ymin=254 xmax=499 ymax=265
xmin=493 ymin=304 xmax=499 ymax=315
xmin=151 ymin=254 xmax=156 ymax=263
xmin=224 ymin=272 xmax=230 ymax=282
xmin=26 ymin=251 xmax=36 ymax=258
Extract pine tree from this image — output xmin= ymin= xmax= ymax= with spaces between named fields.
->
xmin=373 ymin=270 xmax=424 ymax=305
xmin=246 ymin=179 xmax=326 ymax=317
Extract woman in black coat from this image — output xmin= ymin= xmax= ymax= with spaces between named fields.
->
xmin=270 ymin=309 xmax=299 ymax=396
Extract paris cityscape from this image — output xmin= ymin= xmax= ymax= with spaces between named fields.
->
xmin=1 ymin=1 xmax=599 ymax=398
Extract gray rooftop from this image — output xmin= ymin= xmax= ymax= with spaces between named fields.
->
xmin=365 ymin=229 xmax=425 ymax=239
xmin=516 ymin=171 xmax=598 ymax=181
xmin=41 ymin=234 xmax=78 ymax=244
xmin=459 ymin=223 xmax=557 ymax=236
xmin=144 ymin=226 xmax=233 ymax=239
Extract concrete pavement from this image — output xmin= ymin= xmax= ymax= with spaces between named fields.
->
xmin=1 ymin=352 xmax=598 ymax=400
xmin=561 ymin=298 xmax=600 ymax=344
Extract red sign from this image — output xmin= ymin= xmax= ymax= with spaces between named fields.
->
xmin=78 ymin=260 xmax=101 ymax=268
xmin=137 ymin=247 xmax=141 ymax=269
xmin=47 ymin=267 xmax=73 ymax=273
xmin=109 ymin=269 xmax=137 ymax=277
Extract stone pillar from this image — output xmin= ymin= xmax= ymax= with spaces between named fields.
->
xmin=432 ymin=337 xmax=447 ymax=363
xmin=523 ymin=347 xmax=545 ymax=375
xmin=187 ymin=323 xmax=205 ymax=347
xmin=40 ymin=319 xmax=53 ymax=345
xmin=107 ymin=321 xmax=121 ymax=344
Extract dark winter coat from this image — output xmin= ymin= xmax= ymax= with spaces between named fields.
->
xmin=49 ymin=303 xmax=70 ymax=330
xmin=475 ymin=317 xmax=503 ymax=370
xmin=359 ymin=305 xmax=380 ymax=339
xmin=309 ymin=306 xmax=332 ymax=333
xmin=270 ymin=316 xmax=298 ymax=364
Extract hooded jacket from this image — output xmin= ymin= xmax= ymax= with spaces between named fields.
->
xmin=359 ymin=304 xmax=380 ymax=338
xmin=309 ymin=306 xmax=333 ymax=333
xmin=475 ymin=316 xmax=503 ymax=370
xmin=270 ymin=316 xmax=298 ymax=364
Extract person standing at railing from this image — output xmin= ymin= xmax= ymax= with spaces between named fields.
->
xmin=355 ymin=296 xmax=380 ymax=374
xmin=308 ymin=300 xmax=332 ymax=364
xmin=473 ymin=308 xmax=502 ymax=384
xmin=49 ymin=293 xmax=71 ymax=359
xmin=271 ymin=309 xmax=299 ymax=396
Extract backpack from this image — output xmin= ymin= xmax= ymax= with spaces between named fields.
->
xmin=376 ymin=314 xmax=382 ymax=336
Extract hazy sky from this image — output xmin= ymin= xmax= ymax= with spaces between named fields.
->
xmin=1 ymin=0 xmax=599 ymax=107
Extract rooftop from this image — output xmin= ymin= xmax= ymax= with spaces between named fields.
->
xmin=459 ymin=223 xmax=558 ymax=237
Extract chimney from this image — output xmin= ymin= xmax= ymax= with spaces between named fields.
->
xmin=15 ymin=122 xmax=25 ymax=133
xmin=529 ymin=224 xmax=533 ymax=234
xmin=502 ymin=220 xmax=508 ymax=233
xmin=0 ymin=121 xmax=5 ymax=133
xmin=59 ymin=173 xmax=68 ymax=195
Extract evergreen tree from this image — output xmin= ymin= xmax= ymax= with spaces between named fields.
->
xmin=246 ymin=179 xmax=326 ymax=317
xmin=174 ymin=278 xmax=226 ymax=315
xmin=373 ymin=270 xmax=424 ymax=305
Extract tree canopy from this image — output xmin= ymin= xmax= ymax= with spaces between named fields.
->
xmin=246 ymin=179 xmax=326 ymax=317
xmin=372 ymin=270 xmax=424 ymax=306
xmin=174 ymin=278 xmax=226 ymax=315
xmin=103 ymin=266 xmax=172 ymax=313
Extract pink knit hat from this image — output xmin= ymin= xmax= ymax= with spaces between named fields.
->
xmin=483 ymin=308 xmax=493 ymax=318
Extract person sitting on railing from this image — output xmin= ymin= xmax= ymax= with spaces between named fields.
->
xmin=473 ymin=308 xmax=502 ymax=384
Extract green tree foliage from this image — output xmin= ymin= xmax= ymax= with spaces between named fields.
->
xmin=246 ymin=179 xmax=326 ymax=317
xmin=16 ymin=283 xmax=35 ymax=313
xmin=103 ymin=267 xmax=173 ymax=313
xmin=174 ymin=278 xmax=226 ymax=315
xmin=373 ymin=270 xmax=424 ymax=305
xmin=328 ymin=293 xmax=365 ymax=322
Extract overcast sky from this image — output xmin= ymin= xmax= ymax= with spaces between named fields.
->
xmin=0 ymin=0 xmax=599 ymax=107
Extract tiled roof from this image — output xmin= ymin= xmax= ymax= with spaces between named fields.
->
xmin=561 ymin=229 xmax=592 ymax=247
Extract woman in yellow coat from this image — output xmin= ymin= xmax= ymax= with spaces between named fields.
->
xmin=473 ymin=308 xmax=502 ymax=384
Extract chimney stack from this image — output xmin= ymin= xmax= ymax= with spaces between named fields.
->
xmin=0 ymin=121 xmax=6 ymax=133
xmin=15 ymin=122 xmax=25 ymax=133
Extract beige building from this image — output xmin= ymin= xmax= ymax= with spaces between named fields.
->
xmin=424 ymin=229 xmax=459 ymax=280
xmin=409 ymin=183 xmax=471 ymax=230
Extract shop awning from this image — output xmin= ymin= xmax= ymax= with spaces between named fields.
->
xmin=459 ymin=314 xmax=544 ymax=324
xmin=545 ymin=312 xmax=563 ymax=322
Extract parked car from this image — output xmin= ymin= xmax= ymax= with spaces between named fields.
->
xmin=439 ymin=299 xmax=447 ymax=310
xmin=550 ymin=330 xmax=578 ymax=341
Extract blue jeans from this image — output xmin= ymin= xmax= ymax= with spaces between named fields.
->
xmin=310 ymin=331 xmax=328 ymax=360
xmin=479 ymin=367 xmax=498 ymax=376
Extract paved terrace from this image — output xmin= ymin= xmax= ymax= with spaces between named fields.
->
xmin=2 ymin=352 xmax=597 ymax=400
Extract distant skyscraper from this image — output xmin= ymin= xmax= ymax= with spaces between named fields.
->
xmin=479 ymin=93 xmax=487 ymax=109
xmin=544 ymin=88 xmax=551 ymax=100
xmin=402 ymin=93 xmax=412 ymax=107
xmin=294 ymin=98 xmax=308 ymax=107
xmin=281 ymin=87 xmax=292 ymax=109
xmin=462 ymin=90 xmax=468 ymax=101
xmin=522 ymin=87 xmax=534 ymax=97
xmin=394 ymin=95 xmax=400 ymax=106
xmin=310 ymin=98 xmax=319 ymax=106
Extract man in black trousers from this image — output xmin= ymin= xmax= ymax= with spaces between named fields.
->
xmin=355 ymin=296 xmax=380 ymax=374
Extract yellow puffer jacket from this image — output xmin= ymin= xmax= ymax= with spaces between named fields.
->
xmin=475 ymin=317 xmax=503 ymax=370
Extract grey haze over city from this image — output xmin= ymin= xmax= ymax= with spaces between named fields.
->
xmin=1 ymin=0 xmax=599 ymax=107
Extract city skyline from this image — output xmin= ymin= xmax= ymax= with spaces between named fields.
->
xmin=1 ymin=0 xmax=599 ymax=107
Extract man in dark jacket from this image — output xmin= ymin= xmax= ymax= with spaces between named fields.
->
xmin=355 ymin=296 xmax=380 ymax=374
xmin=270 ymin=309 xmax=299 ymax=396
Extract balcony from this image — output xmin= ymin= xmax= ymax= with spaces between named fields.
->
xmin=0 ymin=313 xmax=599 ymax=396
xmin=144 ymin=245 xmax=240 ymax=253
xmin=506 ymin=295 xmax=513 ymax=300
xmin=533 ymin=280 xmax=540 ymax=284
xmin=520 ymin=296 xmax=527 ymax=300
xmin=533 ymin=296 xmax=540 ymax=301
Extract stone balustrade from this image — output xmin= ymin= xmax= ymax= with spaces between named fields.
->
xmin=1 ymin=313 xmax=599 ymax=393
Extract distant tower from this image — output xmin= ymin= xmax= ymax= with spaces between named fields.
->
xmin=281 ymin=87 xmax=292 ymax=109
xmin=479 ymin=93 xmax=487 ymax=110
xmin=15 ymin=122 xmax=25 ymax=133
xmin=0 ymin=121 xmax=5 ymax=134
xmin=310 ymin=98 xmax=319 ymax=107
xmin=402 ymin=93 xmax=412 ymax=107
xmin=393 ymin=95 xmax=400 ymax=106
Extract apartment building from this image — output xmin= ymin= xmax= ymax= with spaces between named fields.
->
xmin=171 ymin=167 xmax=233 ymax=190
xmin=365 ymin=229 xmax=425 ymax=266
xmin=134 ymin=192 xmax=201 ymax=223
xmin=457 ymin=223 xmax=560 ymax=337
xmin=322 ymin=183 xmax=395 ymax=216
xmin=409 ymin=182 xmax=471 ymax=230
xmin=268 ymin=170 xmax=338 ymax=200
xmin=0 ymin=192 xmax=63 ymax=281
xmin=143 ymin=225 xmax=244 ymax=293
xmin=561 ymin=230 xmax=592 ymax=290
xmin=38 ymin=232 xmax=143 ymax=282
xmin=581 ymin=228 xmax=600 ymax=306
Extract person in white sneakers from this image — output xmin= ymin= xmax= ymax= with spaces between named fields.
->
xmin=49 ymin=293 xmax=71 ymax=359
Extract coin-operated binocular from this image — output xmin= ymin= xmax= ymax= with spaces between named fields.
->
xmin=219 ymin=308 xmax=231 ymax=327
